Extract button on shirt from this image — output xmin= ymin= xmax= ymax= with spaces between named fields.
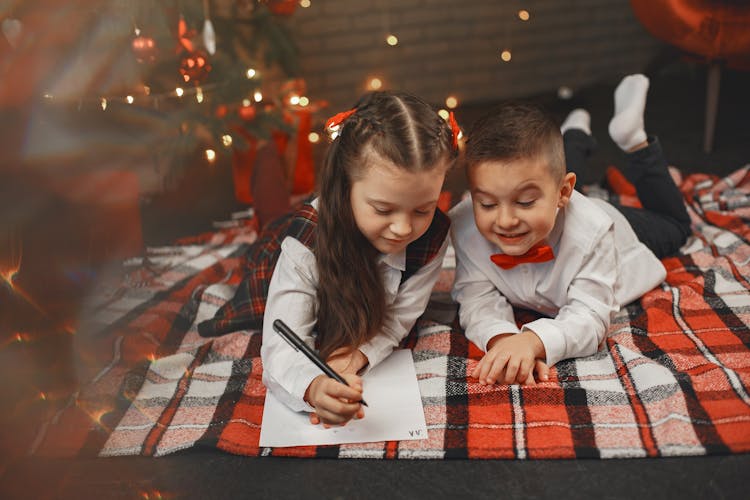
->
xmin=261 ymin=211 xmax=449 ymax=412
xmin=449 ymin=191 xmax=666 ymax=366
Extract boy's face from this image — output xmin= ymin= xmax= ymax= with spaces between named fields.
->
xmin=468 ymin=156 xmax=575 ymax=256
xmin=350 ymin=157 xmax=446 ymax=255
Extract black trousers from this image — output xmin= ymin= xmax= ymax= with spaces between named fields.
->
xmin=563 ymin=130 xmax=692 ymax=259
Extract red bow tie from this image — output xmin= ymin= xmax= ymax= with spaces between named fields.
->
xmin=490 ymin=244 xmax=555 ymax=270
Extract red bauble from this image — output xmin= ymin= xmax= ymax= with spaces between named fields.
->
xmin=238 ymin=104 xmax=256 ymax=121
xmin=179 ymin=50 xmax=211 ymax=84
xmin=266 ymin=0 xmax=297 ymax=16
xmin=132 ymin=35 xmax=157 ymax=63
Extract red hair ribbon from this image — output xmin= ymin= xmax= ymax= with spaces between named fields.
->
xmin=490 ymin=244 xmax=554 ymax=270
xmin=325 ymin=108 xmax=356 ymax=130
xmin=448 ymin=111 xmax=460 ymax=149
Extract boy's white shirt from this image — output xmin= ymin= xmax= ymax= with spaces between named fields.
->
xmin=261 ymin=198 xmax=449 ymax=412
xmin=449 ymin=191 xmax=666 ymax=367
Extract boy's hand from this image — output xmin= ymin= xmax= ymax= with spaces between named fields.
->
xmin=472 ymin=331 xmax=549 ymax=385
xmin=305 ymin=373 xmax=365 ymax=427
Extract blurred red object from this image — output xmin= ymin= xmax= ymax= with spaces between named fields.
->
xmin=266 ymin=0 xmax=297 ymax=16
xmin=46 ymin=169 xmax=144 ymax=261
xmin=630 ymin=1 xmax=750 ymax=63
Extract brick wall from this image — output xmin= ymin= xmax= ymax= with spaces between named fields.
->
xmin=289 ymin=0 xmax=663 ymax=110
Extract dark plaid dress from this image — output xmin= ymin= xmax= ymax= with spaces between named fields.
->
xmin=198 ymin=201 xmax=451 ymax=337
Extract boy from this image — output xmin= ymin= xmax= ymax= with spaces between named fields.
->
xmin=450 ymin=74 xmax=691 ymax=386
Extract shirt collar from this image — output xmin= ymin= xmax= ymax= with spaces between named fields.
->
xmin=379 ymin=248 xmax=406 ymax=271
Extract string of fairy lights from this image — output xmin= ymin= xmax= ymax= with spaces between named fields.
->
xmin=34 ymin=0 xmax=535 ymax=164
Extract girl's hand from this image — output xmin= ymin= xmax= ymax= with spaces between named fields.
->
xmin=308 ymin=348 xmax=369 ymax=425
xmin=471 ymin=331 xmax=547 ymax=385
xmin=326 ymin=347 xmax=369 ymax=375
xmin=305 ymin=373 xmax=365 ymax=427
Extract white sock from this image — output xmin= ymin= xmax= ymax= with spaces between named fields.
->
xmin=560 ymin=109 xmax=591 ymax=136
xmin=608 ymin=74 xmax=649 ymax=151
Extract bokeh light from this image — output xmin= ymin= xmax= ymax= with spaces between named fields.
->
xmin=368 ymin=77 xmax=383 ymax=90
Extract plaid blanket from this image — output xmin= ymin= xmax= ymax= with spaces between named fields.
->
xmin=32 ymin=167 xmax=750 ymax=459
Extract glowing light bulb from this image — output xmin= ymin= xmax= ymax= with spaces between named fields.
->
xmin=386 ymin=35 xmax=398 ymax=46
xmin=308 ymin=132 xmax=320 ymax=143
xmin=196 ymin=87 xmax=204 ymax=103
xmin=299 ymin=96 xmax=309 ymax=106
xmin=222 ymin=134 xmax=233 ymax=147
xmin=445 ymin=96 xmax=458 ymax=109
xmin=557 ymin=86 xmax=573 ymax=100
xmin=101 ymin=98 xmax=108 ymax=110
xmin=126 ymin=95 xmax=134 ymax=104
xmin=368 ymin=77 xmax=382 ymax=90
xmin=242 ymin=98 xmax=251 ymax=107
xmin=246 ymin=68 xmax=256 ymax=79
xmin=518 ymin=10 xmax=530 ymax=21
xmin=175 ymin=87 xmax=184 ymax=97
xmin=205 ymin=149 xmax=216 ymax=162
xmin=300 ymin=0 xmax=311 ymax=7
xmin=253 ymin=91 xmax=263 ymax=102
xmin=500 ymin=49 xmax=512 ymax=62
xmin=290 ymin=95 xmax=300 ymax=105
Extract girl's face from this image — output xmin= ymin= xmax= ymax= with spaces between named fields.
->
xmin=350 ymin=158 xmax=447 ymax=255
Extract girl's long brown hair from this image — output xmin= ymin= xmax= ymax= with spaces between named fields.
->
xmin=315 ymin=91 xmax=457 ymax=360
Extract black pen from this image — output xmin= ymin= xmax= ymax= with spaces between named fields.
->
xmin=272 ymin=319 xmax=369 ymax=407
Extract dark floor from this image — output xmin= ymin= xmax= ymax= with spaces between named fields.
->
xmin=1 ymin=60 xmax=749 ymax=499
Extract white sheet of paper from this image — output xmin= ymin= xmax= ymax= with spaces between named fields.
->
xmin=259 ymin=349 xmax=428 ymax=447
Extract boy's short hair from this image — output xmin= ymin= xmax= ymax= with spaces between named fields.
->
xmin=465 ymin=101 xmax=565 ymax=180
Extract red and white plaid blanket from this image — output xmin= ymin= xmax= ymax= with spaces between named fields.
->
xmin=33 ymin=167 xmax=750 ymax=459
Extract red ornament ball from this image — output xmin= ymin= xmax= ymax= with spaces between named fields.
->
xmin=179 ymin=50 xmax=211 ymax=84
xmin=238 ymin=104 xmax=256 ymax=121
xmin=132 ymin=35 xmax=157 ymax=63
xmin=266 ymin=0 xmax=297 ymax=16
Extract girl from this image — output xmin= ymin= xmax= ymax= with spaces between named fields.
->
xmin=198 ymin=91 xmax=459 ymax=426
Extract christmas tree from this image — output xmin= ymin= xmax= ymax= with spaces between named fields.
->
xmin=2 ymin=0 xmax=317 ymax=202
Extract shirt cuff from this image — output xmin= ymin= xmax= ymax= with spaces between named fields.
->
xmin=358 ymin=340 xmax=388 ymax=370
xmin=290 ymin=361 xmax=324 ymax=413
xmin=468 ymin=320 xmax=521 ymax=352
xmin=522 ymin=319 xmax=566 ymax=366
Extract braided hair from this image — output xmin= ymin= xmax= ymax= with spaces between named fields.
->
xmin=315 ymin=91 xmax=457 ymax=360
